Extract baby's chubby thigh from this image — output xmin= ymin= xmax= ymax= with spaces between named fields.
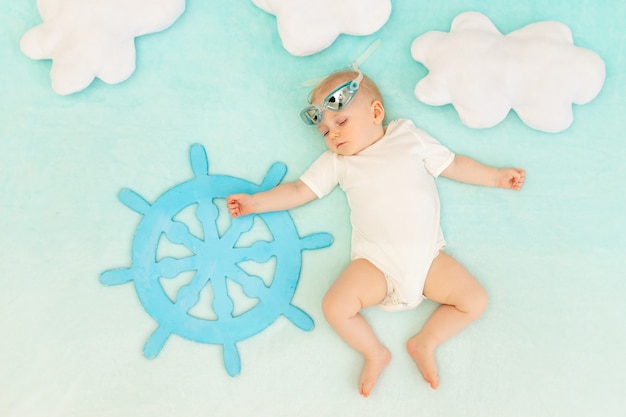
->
xmin=322 ymin=258 xmax=388 ymax=319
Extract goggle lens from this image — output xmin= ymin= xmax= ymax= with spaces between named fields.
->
xmin=323 ymin=82 xmax=357 ymax=111
xmin=300 ymin=72 xmax=362 ymax=125
xmin=300 ymin=106 xmax=322 ymax=125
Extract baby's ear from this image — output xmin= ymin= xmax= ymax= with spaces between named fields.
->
xmin=371 ymin=100 xmax=385 ymax=124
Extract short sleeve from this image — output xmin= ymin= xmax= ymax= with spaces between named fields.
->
xmin=413 ymin=127 xmax=455 ymax=177
xmin=299 ymin=151 xmax=340 ymax=198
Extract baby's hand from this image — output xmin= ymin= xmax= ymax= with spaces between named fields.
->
xmin=226 ymin=194 xmax=254 ymax=217
xmin=497 ymin=168 xmax=526 ymax=190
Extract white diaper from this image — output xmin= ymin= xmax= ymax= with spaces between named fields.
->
xmin=378 ymin=274 xmax=426 ymax=312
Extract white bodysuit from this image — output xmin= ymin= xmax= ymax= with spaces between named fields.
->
xmin=300 ymin=119 xmax=455 ymax=311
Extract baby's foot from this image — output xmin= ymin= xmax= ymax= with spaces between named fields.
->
xmin=407 ymin=336 xmax=439 ymax=389
xmin=359 ymin=348 xmax=391 ymax=398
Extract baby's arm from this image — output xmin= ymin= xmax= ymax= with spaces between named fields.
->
xmin=441 ymin=155 xmax=525 ymax=190
xmin=227 ymin=179 xmax=317 ymax=217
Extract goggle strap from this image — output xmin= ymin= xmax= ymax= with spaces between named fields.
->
xmin=351 ymin=71 xmax=363 ymax=90
xmin=301 ymin=39 xmax=381 ymax=87
xmin=350 ymin=39 xmax=381 ymax=73
xmin=302 ymin=77 xmax=324 ymax=87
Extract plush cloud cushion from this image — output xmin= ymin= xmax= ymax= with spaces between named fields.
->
xmin=20 ymin=0 xmax=185 ymax=95
xmin=411 ymin=11 xmax=605 ymax=133
xmin=252 ymin=0 xmax=392 ymax=56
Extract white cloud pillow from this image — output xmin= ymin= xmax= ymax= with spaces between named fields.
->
xmin=411 ymin=11 xmax=605 ymax=133
xmin=252 ymin=0 xmax=391 ymax=56
xmin=20 ymin=0 xmax=185 ymax=95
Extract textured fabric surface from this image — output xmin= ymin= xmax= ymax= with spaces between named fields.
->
xmin=2 ymin=1 xmax=625 ymax=416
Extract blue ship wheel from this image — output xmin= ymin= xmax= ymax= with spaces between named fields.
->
xmin=101 ymin=144 xmax=332 ymax=376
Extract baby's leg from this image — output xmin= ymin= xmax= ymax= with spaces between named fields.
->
xmin=407 ymin=251 xmax=488 ymax=389
xmin=322 ymin=259 xmax=389 ymax=398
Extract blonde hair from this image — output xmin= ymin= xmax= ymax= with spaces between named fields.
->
xmin=309 ymin=70 xmax=383 ymax=105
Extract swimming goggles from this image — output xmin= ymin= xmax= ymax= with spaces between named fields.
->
xmin=299 ymin=40 xmax=380 ymax=125
xmin=299 ymin=70 xmax=364 ymax=125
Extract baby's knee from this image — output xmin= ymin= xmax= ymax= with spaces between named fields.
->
xmin=321 ymin=291 xmax=340 ymax=321
xmin=321 ymin=290 xmax=356 ymax=323
xmin=468 ymin=286 xmax=488 ymax=319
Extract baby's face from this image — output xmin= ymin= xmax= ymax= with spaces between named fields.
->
xmin=311 ymin=85 xmax=385 ymax=156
